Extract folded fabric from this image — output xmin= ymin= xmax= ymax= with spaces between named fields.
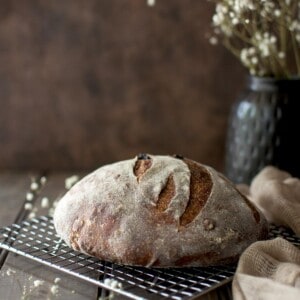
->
xmin=237 ymin=166 xmax=300 ymax=235
xmin=233 ymin=167 xmax=300 ymax=300
xmin=233 ymin=238 xmax=300 ymax=300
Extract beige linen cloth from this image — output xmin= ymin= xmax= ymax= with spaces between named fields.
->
xmin=233 ymin=166 xmax=300 ymax=300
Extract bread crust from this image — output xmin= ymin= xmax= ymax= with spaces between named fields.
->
xmin=54 ymin=155 xmax=268 ymax=267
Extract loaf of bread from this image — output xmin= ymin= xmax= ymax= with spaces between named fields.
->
xmin=53 ymin=154 xmax=268 ymax=267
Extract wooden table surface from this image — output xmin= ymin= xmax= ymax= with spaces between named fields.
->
xmin=0 ymin=172 xmax=232 ymax=300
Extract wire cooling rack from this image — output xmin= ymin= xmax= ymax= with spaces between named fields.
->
xmin=0 ymin=216 xmax=299 ymax=300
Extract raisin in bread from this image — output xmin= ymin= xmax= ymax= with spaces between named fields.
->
xmin=54 ymin=154 xmax=268 ymax=267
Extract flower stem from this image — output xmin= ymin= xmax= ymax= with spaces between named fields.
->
xmin=223 ymin=38 xmax=240 ymax=59
xmin=291 ymin=33 xmax=300 ymax=74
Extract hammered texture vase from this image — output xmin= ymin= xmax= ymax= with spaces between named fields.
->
xmin=225 ymin=76 xmax=300 ymax=184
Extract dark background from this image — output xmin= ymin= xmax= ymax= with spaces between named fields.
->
xmin=0 ymin=0 xmax=245 ymax=171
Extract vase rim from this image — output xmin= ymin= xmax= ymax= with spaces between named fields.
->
xmin=249 ymin=75 xmax=300 ymax=81
xmin=248 ymin=75 xmax=300 ymax=91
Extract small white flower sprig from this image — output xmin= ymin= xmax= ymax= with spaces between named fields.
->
xmin=209 ymin=0 xmax=300 ymax=78
xmin=147 ymin=0 xmax=155 ymax=6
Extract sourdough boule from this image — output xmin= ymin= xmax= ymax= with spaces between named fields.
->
xmin=54 ymin=154 xmax=268 ymax=267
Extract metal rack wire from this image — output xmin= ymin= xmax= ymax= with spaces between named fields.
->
xmin=0 ymin=216 xmax=299 ymax=300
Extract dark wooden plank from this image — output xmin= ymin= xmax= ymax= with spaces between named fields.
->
xmin=0 ymin=256 xmax=100 ymax=300
xmin=0 ymin=172 xmax=99 ymax=299
xmin=0 ymin=172 xmax=38 ymax=267
xmin=0 ymin=172 xmax=36 ymax=227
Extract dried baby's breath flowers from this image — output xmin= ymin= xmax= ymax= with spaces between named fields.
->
xmin=65 ymin=175 xmax=80 ymax=190
xmin=24 ymin=203 xmax=33 ymax=211
xmin=209 ymin=0 xmax=300 ymax=77
xmin=147 ymin=0 xmax=155 ymax=6
xmin=41 ymin=197 xmax=50 ymax=208
xmin=26 ymin=192 xmax=34 ymax=201
xmin=102 ymin=278 xmax=123 ymax=300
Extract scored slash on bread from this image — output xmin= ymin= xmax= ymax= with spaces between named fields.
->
xmin=134 ymin=154 xmax=213 ymax=227
xmin=54 ymin=154 xmax=268 ymax=268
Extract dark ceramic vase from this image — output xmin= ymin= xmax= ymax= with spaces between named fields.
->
xmin=225 ymin=76 xmax=300 ymax=184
